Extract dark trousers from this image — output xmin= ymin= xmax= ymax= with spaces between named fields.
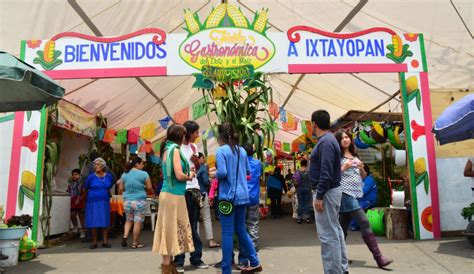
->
xmin=268 ymin=187 xmax=282 ymax=218
xmin=175 ymin=190 xmax=203 ymax=265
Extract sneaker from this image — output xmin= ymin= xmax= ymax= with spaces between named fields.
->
xmin=79 ymin=231 xmax=86 ymax=239
xmin=175 ymin=264 xmax=185 ymax=273
xmin=192 ymin=261 xmax=209 ymax=269
xmin=297 ymin=219 xmax=302 ymax=224
xmin=237 ymin=262 xmax=249 ymax=270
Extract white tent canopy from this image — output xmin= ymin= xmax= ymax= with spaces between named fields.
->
xmin=1 ymin=0 xmax=472 ymax=141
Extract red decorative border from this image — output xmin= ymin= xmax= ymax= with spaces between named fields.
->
xmin=287 ymin=26 xmax=397 ymax=43
xmin=50 ymin=28 xmax=166 ymax=45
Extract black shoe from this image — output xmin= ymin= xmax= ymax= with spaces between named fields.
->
xmin=90 ymin=244 xmax=98 ymax=249
xmin=306 ymin=219 xmax=313 ymax=224
xmin=102 ymin=243 xmax=112 ymax=248
xmin=192 ymin=261 xmax=209 ymax=269
xmin=0 ymin=254 xmax=8 ymax=260
xmin=297 ymin=219 xmax=302 ymax=224
xmin=121 ymin=237 xmax=128 ymax=247
xmin=175 ymin=264 xmax=184 ymax=273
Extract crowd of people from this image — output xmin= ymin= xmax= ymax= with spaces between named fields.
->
xmin=66 ymin=111 xmax=395 ymax=274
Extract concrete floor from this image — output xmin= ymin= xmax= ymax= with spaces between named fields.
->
xmin=6 ymin=216 xmax=474 ymax=273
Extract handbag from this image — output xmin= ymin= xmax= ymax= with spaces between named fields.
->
xmin=218 ymin=145 xmax=240 ymax=216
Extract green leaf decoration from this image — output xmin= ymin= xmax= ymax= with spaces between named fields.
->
xmin=416 ymin=172 xmax=427 ymax=186
xmin=423 ymin=173 xmax=430 ymax=195
xmin=416 ymin=92 xmax=422 ymax=111
xmin=23 ymin=186 xmax=35 ymax=200
xmin=18 ymin=186 xmax=24 ymax=210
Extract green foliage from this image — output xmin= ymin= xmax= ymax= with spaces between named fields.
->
xmin=461 ymin=203 xmax=474 ymax=222
xmin=200 ymin=72 xmax=275 ymax=160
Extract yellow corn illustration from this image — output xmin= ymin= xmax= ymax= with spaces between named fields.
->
xmin=21 ymin=170 xmax=36 ymax=192
xmin=253 ymin=9 xmax=268 ymax=33
xmin=414 ymin=158 xmax=426 ymax=176
xmin=206 ymin=4 xmax=226 ymax=28
xmin=406 ymin=76 xmax=419 ymax=94
xmin=43 ymin=40 xmax=55 ymax=63
xmin=391 ymin=35 xmax=403 ymax=57
xmin=184 ymin=9 xmax=201 ymax=34
xmin=227 ymin=4 xmax=248 ymax=28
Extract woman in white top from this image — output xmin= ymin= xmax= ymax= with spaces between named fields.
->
xmin=335 ymin=130 xmax=393 ymax=269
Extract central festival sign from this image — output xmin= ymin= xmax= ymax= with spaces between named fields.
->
xmin=179 ymin=6 xmax=275 ymax=83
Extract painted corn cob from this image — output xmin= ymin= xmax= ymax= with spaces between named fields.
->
xmin=184 ymin=9 xmax=201 ymax=34
xmin=226 ymin=5 xmax=248 ymax=28
xmin=391 ymin=35 xmax=403 ymax=57
xmin=206 ymin=4 xmax=226 ymax=28
xmin=43 ymin=40 xmax=56 ymax=63
xmin=253 ymin=8 xmax=268 ymax=33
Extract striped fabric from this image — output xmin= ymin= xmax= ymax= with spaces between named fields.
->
xmin=340 ymin=157 xmax=364 ymax=198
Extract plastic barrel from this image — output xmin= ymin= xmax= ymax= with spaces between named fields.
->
xmin=366 ymin=209 xmax=385 ymax=236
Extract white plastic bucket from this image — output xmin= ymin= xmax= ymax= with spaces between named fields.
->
xmin=0 ymin=240 xmax=20 ymax=267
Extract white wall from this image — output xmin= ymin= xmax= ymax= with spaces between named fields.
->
xmin=437 ymin=157 xmax=473 ymax=231
xmin=54 ymin=130 xmax=90 ymax=192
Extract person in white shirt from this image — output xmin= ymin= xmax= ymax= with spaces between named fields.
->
xmin=174 ymin=121 xmax=209 ymax=272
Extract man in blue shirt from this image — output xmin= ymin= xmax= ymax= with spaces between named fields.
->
xmin=309 ymin=110 xmax=348 ymax=274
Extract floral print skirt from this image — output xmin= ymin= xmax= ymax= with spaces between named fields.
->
xmin=152 ymin=192 xmax=194 ymax=256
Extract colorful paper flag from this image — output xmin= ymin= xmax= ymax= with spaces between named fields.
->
xmin=150 ymin=155 xmax=161 ymax=164
xmin=116 ymin=129 xmax=128 ymax=144
xmin=103 ymin=129 xmax=116 ymax=143
xmin=283 ymin=142 xmax=291 ymax=152
xmin=279 ymin=107 xmax=287 ymax=122
xmin=159 ymin=116 xmax=171 ymax=129
xmin=291 ymin=142 xmax=299 ymax=152
xmin=140 ymin=123 xmax=156 ymax=140
xmin=274 ymin=141 xmax=282 ymax=151
xmin=129 ymin=143 xmax=138 ymax=153
xmin=301 ymin=120 xmax=312 ymax=134
xmin=282 ymin=112 xmax=299 ymax=131
xmin=153 ymin=141 xmax=162 ymax=154
xmin=174 ymin=108 xmax=189 ymax=125
xmin=128 ymin=127 xmax=140 ymax=144
xmin=269 ymin=102 xmax=279 ymax=119
xmin=192 ymin=97 xmax=207 ymax=120
xmin=98 ymin=128 xmax=105 ymax=141
xmin=299 ymin=143 xmax=306 ymax=152
xmin=139 ymin=140 xmax=152 ymax=153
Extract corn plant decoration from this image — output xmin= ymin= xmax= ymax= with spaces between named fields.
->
xmin=252 ymin=8 xmax=269 ymax=33
xmin=201 ymin=72 xmax=276 ymax=161
xmin=205 ymin=4 xmax=227 ymax=28
xmin=184 ymin=8 xmax=203 ymax=34
xmin=226 ymin=5 xmax=248 ymax=28
xmin=184 ymin=4 xmax=270 ymax=35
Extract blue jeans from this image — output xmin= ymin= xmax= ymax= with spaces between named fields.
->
xmin=313 ymin=187 xmax=348 ymax=274
xmin=297 ymin=188 xmax=312 ymax=219
xmin=175 ymin=190 xmax=203 ymax=266
xmin=220 ymin=205 xmax=260 ymax=274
